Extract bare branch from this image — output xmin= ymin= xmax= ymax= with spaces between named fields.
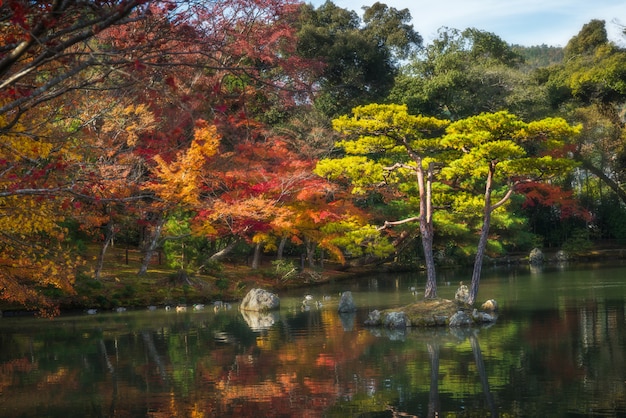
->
xmin=383 ymin=162 xmax=416 ymax=172
xmin=377 ymin=216 xmax=420 ymax=231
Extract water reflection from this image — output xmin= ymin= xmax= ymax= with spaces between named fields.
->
xmin=240 ymin=309 xmax=279 ymax=331
xmin=0 ymin=266 xmax=626 ymax=416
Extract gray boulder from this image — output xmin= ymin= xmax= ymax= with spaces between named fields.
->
xmin=472 ymin=309 xmax=496 ymax=323
xmin=529 ymin=247 xmax=544 ymax=265
xmin=555 ymin=250 xmax=569 ymax=262
xmin=239 ymin=288 xmax=280 ymax=312
xmin=337 ymin=291 xmax=357 ymax=313
xmin=383 ymin=311 xmax=409 ymax=329
xmin=364 ymin=309 xmax=381 ymax=326
xmin=449 ymin=310 xmax=472 ymax=327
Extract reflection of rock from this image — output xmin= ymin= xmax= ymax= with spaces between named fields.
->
xmin=529 ymin=264 xmax=543 ymax=275
xmin=455 ymin=284 xmax=470 ymax=304
xmin=367 ymin=327 xmax=406 ymax=341
xmin=240 ymin=309 xmax=279 ymax=331
xmin=339 ymin=312 xmax=356 ymax=331
xmin=337 ymin=291 xmax=357 ymax=313
xmin=382 ymin=329 xmax=406 ymax=341
xmin=239 ymin=288 xmax=280 ymax=312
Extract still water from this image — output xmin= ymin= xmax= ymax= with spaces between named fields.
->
xmin=1 ymin=263 xmax=626 ymax=417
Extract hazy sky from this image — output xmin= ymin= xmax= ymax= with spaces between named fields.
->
xmin=309 ymin=0 xmax=625 ymax=47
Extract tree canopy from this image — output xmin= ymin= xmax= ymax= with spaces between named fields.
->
xmin=0 ymin=0 xmax=624 ymax=311
xmin=296 ymin=1 xmax=421 ymax=117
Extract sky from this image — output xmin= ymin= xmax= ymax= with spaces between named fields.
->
xmin=309 ymin=0 xmax=625 ymax=47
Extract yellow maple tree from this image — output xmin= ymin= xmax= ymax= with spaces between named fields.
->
xmin=0 ymin=105 xmax=83 ymax=314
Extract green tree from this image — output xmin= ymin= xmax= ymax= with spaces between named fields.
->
xmin=564 ymin=19 xmax=609 ymax=58
xmin=389 ymin=28 xmax=550 ymax=121
xmin=315 ymin=104 xmax=449 ymax=298
xmin=296 ymin=1 xmax=421 ymax=118
xmin=541 ymin=20 xmax=626 ymax=240
xmin=441 ymin=111 xmax=580 ymax=305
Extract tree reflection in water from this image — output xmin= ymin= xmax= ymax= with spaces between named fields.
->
xmin=1 ymin=267 xmax=626 ymax=416
xmin=427 ymin=340 xmax=440 ymax=418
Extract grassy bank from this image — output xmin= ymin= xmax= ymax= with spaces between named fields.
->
xmin=7 ymin=243 xmax=626 ymax=314
xmin=50 ymin=244 xmax=360 ymax=312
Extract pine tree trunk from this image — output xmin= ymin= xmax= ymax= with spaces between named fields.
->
xmin=421 ymin=224 xmax=437 ymax=298
xmin=422 ymin=162 xmax=437 ymax=298
xmin=468 ymin=164 xmax=495 ymax=305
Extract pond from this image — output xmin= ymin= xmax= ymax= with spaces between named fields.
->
xmin=1 ymin=262 xmax=626 ymax=417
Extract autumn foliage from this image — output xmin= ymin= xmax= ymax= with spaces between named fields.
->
xmin=0 ymin=1 xmax=617 ymax=311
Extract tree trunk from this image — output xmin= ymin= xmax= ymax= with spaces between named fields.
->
xmin=380 ymin=157 xmax=438 ymax=297
xmin=421 ymin=162 xmax=437 ymax=298
xmin=469 ymin=163 xmax=516 ymax=305
xmin=94 ymin=223 xmax=115 ymax=280
xmin=277 ymin=236 xmax=287 ymax=260
xmin=421 ymin=224 xmax=437 ymax=298
xmin=575 ymin=152 xmax=626 ymax=205
xmin=251 ymin=242 xmax=262 ymax=269
xmin=209 ymin=238 xmax=240 ymax=261
xmin=468 ymin=164 xmax=495 ymax=305
xmin=304 ymin=237 xmax=316 ymax=268
xmin=138 ymin=216 xmax=164 ymax=276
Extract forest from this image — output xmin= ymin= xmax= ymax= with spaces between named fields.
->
xmin=1 ymin=0 xmax=626 ymax=313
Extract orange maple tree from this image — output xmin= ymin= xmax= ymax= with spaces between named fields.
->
xmin=0 ymin=0 xmax=323 ymax=307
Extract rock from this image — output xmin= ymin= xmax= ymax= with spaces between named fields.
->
xmin=239 ymin=288 xmax=280 ymax=312
xmin=383 ymin=311 xmax=409 ymax=329
xmin=455 ymin=284 xmax=470 ymax=304
xmin=432 ymin=315 xmax=449 ymax=326
xmin=529 ymin=247 xmax=544 ymax=265
xmin=449 ymin=310 xmax=472 ymax=327
xmin=472 ymin=308 xmax=496 ymax=323
xmin=555 ymin=250 xmax=569 ymax=262
xmin=481 ymin=299 xmax=498 ymax=312
xmin=337 ymin=291 xmax=357 ymax=313
xmin=364 ymin=309 xmax=381 ymax=326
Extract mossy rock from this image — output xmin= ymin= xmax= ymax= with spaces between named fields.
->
xmin=366 ymin=298 xmax=459 ymax=328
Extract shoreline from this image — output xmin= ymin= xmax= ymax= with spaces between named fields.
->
xmin=3 ymin=248 xmax=626 ymax=317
